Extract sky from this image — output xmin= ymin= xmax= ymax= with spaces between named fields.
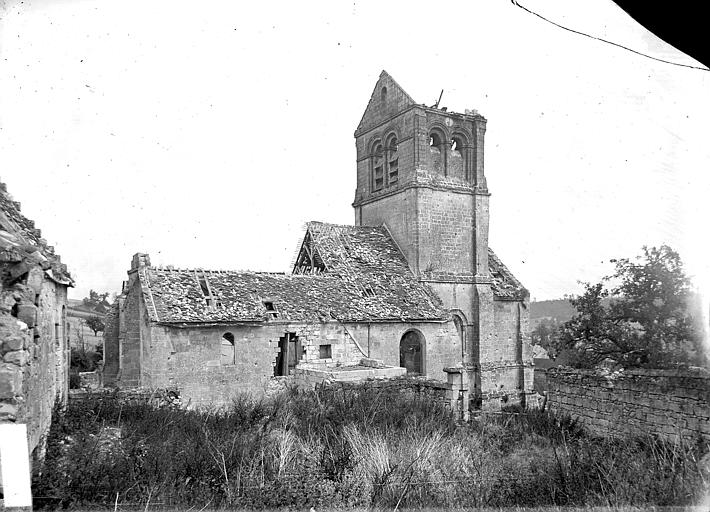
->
xmin=0 ymin=0 xmax=708 ymax=305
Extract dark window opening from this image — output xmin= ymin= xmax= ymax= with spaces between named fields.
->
xmin=429 ymin=132 xmax=445 ymax=174
xmin=386 ymin=135 xmax=398 ymax=187
xmin=221 ymin=332 xmax=235 ymax=365
xmin=372 ymin=142 xmax=384 ymax=191
xmin=11 ymin=302 xmax=18 ymax=318
xmin=388 ymin=158 xmax=398 ymax=184
xmin=198 ymin=277 xmax=210 ymax=296
xmin=55 ymin=323 xmax=60 ymax=347
xmin=381 ymin=86 xmax=387 ymax=102
xmin=319 ymin=344 xmax=332 ymax=359
xmin=400 ymin=330 xmax=424 ymax=375
xmin=196 ymin=272 xmax=216 ymax=309
xmin=34 ymin=294 xmax=40 ymax=307
xmin=264 ymin=301 xmax=279 ymax=319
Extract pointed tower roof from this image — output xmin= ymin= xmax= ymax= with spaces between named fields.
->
xmin=354 ymin=70 xmax=416 ymax=136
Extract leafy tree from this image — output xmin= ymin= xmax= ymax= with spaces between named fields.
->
xmin=85 ymin=315 xmax=105 ymax=337
xmin=82 ymin=290 xmax=110 ymax=310
xmin=553 ymin=245 xmax=705 ymax=368
xmin=531 ymin=318 xmax=563 ymax=357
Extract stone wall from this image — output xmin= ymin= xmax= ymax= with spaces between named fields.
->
xmin=345 ymin=320 xmax=461 ymax=382
xmin=545 ymin=367 xmax=710 ymax=442
xmin=105 ymin=265 xmax=465 ymax=406
xmin=142 ymin=321 xmax=364 ymax=407
xmin=0 ymin=267 xmax=69 ymax=463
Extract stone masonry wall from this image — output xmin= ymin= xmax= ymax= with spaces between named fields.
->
xmin=546 ymin=367 xmax=710 ymax=442
xmin=345 ymin=320 xmax=461 ymax=382
xmin=138 ymin=321 xmax=365 ymax=408
xmin=102 ymin=302 xmax=120 ymax=387
xmin=0 ymin=267 xmax=69 ymax=463
xmin=469 ymin=299 xmax=534 ymax=409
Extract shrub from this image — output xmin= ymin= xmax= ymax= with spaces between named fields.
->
xmin=33 ymin=386 xmax=707 ymax=509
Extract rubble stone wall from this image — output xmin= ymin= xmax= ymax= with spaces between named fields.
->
xmin=0 ymin=269 xmax=68 ymax=463
xmin=546 ymin=367 xmax=710 ymax=442
xmin=319 ymin=376 xmax=451 ymax=405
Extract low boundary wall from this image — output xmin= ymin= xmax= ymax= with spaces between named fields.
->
xmin=545 ymin=366 xmax=710 ymax=442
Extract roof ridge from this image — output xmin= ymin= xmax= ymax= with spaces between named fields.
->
xmin=307 ymin=220 xmax=384 ymax=231
xmin=152 ymin=266 xmax=288 ymax=276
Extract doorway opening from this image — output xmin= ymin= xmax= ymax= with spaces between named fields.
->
xmin=399 ymin=330 xmax=425 ymax=375
xmin=274 ymin=332 xmax=301 ymax=376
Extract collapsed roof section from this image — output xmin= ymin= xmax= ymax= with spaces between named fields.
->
xmin=0 ymin=181 xmax=74 ymax=287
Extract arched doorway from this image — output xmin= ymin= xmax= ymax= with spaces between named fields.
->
xmin=400 ymin=330 xmax=424 ymax=375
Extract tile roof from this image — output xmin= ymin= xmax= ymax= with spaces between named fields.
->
xmin=0 ymin=181 xmax=74 ymax=286
xmin=489 ymin=248 xmax=527 ymax=300
xmin=141 ymin=222 xmax=447 ymax=324
xmin=136 ymin=222 xmax=527 ymax=324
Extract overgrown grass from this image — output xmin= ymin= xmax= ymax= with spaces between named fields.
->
xmin=33 ymin=385 xmax=708 ymax=509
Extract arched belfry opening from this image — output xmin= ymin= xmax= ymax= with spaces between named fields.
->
xmin=399 ymin=330 xmax=424 ymax=375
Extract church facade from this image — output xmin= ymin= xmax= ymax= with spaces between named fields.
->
xmin=103 ymin=71 xmax=532 ymax=409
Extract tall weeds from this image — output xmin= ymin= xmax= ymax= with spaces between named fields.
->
xmin=33 ymin=385 xmax=707 ymax=509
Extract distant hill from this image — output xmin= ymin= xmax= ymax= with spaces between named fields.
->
xmin=530 ymin=299 xmax=575 ymax=322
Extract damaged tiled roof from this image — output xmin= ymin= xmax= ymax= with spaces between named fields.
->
xmin=140 ymin=221 xmax=447 ymax=324
xmin=0 ymin=181 xmax=74 ymax=286
xmin=489 ymin=248 xmax=527 ymax=300
xmin=136 ymin=222 xmax=525 ymax=324
xmin=141 ymin=268 xmax=447 ymax=324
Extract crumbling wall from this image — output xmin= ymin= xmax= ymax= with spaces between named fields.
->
xmin=0 ymin=269 xmax=68 ymax=462
xmin=546 ymin=367 xmax=710 ymax=442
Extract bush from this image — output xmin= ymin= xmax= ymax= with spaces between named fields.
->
xmin=70 ymin=347 xmax=101 ymax=372
xmin=33 ymin=386 xmax=707 ymax=509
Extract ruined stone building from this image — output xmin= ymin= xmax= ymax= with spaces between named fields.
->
xmin=0 ymin=181 xmax=73 ymax=463
xmin=104 ymin=72 xmax=533 ymax=409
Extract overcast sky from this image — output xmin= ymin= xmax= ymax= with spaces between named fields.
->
xmin=1 ymin=0 xmax=708 ymax=306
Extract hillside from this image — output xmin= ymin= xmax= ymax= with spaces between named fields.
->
xmin=530 ymin=299 xmax=575 ymax=321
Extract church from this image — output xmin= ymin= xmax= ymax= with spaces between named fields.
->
xmin=103 ymin=71 xmax=533 ymax=410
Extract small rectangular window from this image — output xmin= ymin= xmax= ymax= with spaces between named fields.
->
xmin=319 ymin=344 xmax=332 ymax=359
xmin=374 ymin=165 xmax=384 ymax=191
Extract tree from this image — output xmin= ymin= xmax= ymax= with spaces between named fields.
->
xmin=82 ymin=290 xmax=110 ymax=311
xmin=531 ymin=317 xmax=563 ymax=357
xmin=85 ymin=315 xmax=105 ymax=337
xmin=553 ymin=245 xmax=705 ymax=368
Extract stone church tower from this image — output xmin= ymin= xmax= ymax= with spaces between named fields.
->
xmin=354 ymin=71 xmax=527 ymax=401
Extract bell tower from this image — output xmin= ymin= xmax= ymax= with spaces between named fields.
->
xmin=353 ymin=70 xmax=495 ymax=373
